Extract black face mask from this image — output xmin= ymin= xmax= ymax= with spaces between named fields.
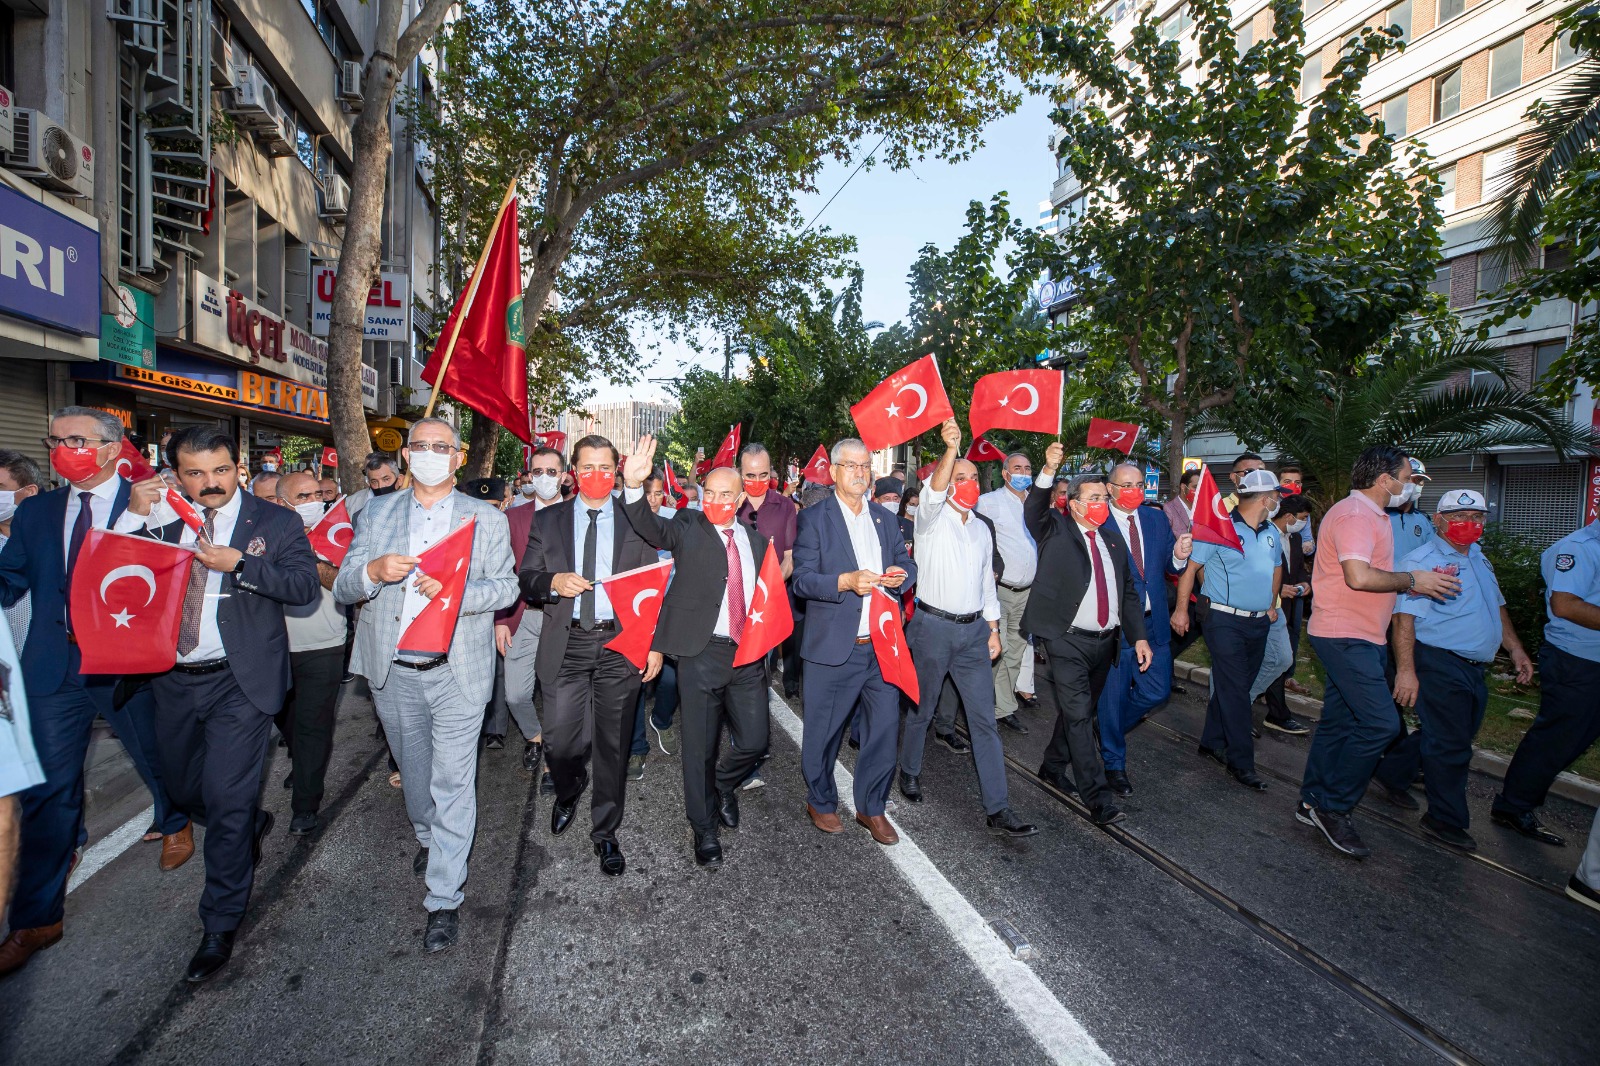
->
xmin=372 ymin=484 xmax=398 ymax=497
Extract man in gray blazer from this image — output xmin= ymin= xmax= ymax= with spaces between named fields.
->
xmin=334 ymin=418 xmax=516 ymax=954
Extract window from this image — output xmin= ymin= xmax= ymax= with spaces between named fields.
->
xmin=1383 ymin=93 xmax=1408 ymax=137
xmin=1490 ymin=36 xmax=1523 ymax=98
xmin=1483 ymin=144 xmax=1517 ymax=200
xmin=1437 ymin=164 xmax=1457 ymax=213
xmin=1306 ymin=0 xmax=1329 ymax=14
xmin=1301 ymin=53 xmax=1323 ymax=101
xmin=1438 ymin=0 xmax=1465 ymax=25
xmin=1060 ymin=194 xmax=1088 ymax=226
xmin=1237 ymin=20 xmax=1253 ymax=53
xmin=1160 ymin=6 xmax=1193 ymax=42
xmin=1558 ymin=28 xmax=1583 ymax=69
xmin=1429 ymin=262 xmax=1452 ymax=297
xmin=1478 ymin=251 xmax=1510 ymax=299
xmin=1535 ymin=341 xmax=1567 ymax=381
xmin=1386 ymin=0 xmax=1411 ymax=45
xmin=298 ymin=0 xmax=355 ymax=64
xmin=1435 ymin=66 xmax=1462 ymax=120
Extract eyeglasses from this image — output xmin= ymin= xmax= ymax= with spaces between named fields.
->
xmin=407 ymin=442 xmax=457 ymax=455
xmin=42 ymin=435 xmax=115 ymax=450
xmin=835 ymin=461 xmax=871 ymax=473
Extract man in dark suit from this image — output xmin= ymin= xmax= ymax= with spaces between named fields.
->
xmin=117 ymin=426 xmax=319 ymax=981
xmin=0 ymin=407 xmax=189 ymax=979
xmin=519 ymin=434 xmax=657 ymax=876
xmin=620 ymin=435 xmax=769 ymax=868
xmin=1022 ymin=443 xmax=1151 ymax=827
xmin=790 ymin=439 xmax=916 ymax=845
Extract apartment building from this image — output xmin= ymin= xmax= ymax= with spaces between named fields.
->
xmin=562 ymin=399 xmax=681 ymax=451
xmin=0 ymin=0 xmax=440 ymax=476
xmin=1045 ymin=0 xmax=1591 ymax=544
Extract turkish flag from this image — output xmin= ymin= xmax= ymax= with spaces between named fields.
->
xmin=969 ymin=369 xmax=1064 ymax=441
xmin=734 ymin=543 xmax=794 ymax=667
xmin=867 ymin=587 xmax=918 ymax=702
xmin=398 ymin=519 xmax=476 ymax=655
xmin=165 ymin=487 xmax=205 ymax=536
xmin=801 ymin=445 xmax=833 ymax=486
xmin=422 ymin=187 xmax=533 ymax=443
xmin=321 ymin=446 xmax=339 ymax=468
xmin=663 ymin=462 xmax=688 ymax=507
xmin=916 ymin=462 xmax=935 ymax=482
xmin=710 ymin=425 xmax=741 ymax=471
xmin=601 ymin=559 xmax=674 ymax=670
xmin=69 ymin=529 xmax=193 ymax=675
xmin=850 ymin=354 xmax=954 ymax=451
xmin=114 ymin=439 xmax=155 ymax=482
xmin=308 ymin=496 xmax=354 ymax=565
xmin=1086 ymin=417 xmax=1141 ymax=455
xmin=694 ymin=458 xmax=711 ymax=480
xmin=966 ymin=436 xmax=1006 ymax=462
xmin=1189 ymin=465 xmax=1244 ymax=552
xmin=533 ymin=429 xmax=567 ymax=455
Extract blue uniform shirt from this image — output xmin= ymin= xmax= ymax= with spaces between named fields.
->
xmin=1543 ymin=522 xmax=1600 ymax=663
xmin=1394 ymin=538 xmax=1504 ymax=663
xmin=1190 ymin=513 xmax=1284 ymax=612
xmin=1390 ymin=509 xmax=1434 ymax=562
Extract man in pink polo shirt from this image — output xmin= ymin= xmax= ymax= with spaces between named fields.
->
xmin=1297 ymin=446 xmax=1460 ymax=859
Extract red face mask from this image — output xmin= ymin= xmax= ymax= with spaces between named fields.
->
xmin=1114 ymin=485 xmax=1144 ymax=511
xmin=51 ymin=443 xmax=110 ymax=484
xmin=702 ymin=499 xmax=737 ymax=526
xmin=743 ymin=477 xmax=769 ymax=499
xmin=1055 ymin=497 xmax=1070 ymax=514
xmin=950 ymin=479 xmax=981 ymax=511
xmin=1445 ymin=519 xmax=1483 ymax=546
xmin=1078 ymin=500 xmax=1110 ymax=527
xmin=1282 ymin=483 xmax=1303 ymax=495
xmin=576 ymin=469 xmax=615 ymax=500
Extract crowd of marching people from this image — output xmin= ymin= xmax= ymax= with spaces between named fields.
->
xmin=2 ymin=398 xmax=1599 ymax=988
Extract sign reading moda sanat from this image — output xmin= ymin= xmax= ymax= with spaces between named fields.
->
xmin=193 ymin=270 xmax=377 ymax=409
xmin=0 ymin=181 xmax=101 ymax=337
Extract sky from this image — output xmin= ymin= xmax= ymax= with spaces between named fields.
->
xmin=585 ymin=92 xmax=1060 ymax=405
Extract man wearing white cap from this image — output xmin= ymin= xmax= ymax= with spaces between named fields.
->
xmin=1372 ymin=490 xmax=1534 ymax=849
xmin=1388 ymin=457 xmax=1434 ymax=560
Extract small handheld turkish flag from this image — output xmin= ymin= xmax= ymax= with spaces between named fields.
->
xmin=1189 ymin=466 xmax=1244 ymax=553
xmin=694 ymin=457 xmax=711 ymax=480
xmin=601 ymin=559 xmax=674 ymax=670
xmin=966 ymin=437 xmax=1006 ymax=462
xmin=663 ymin=463 xmax=688 ymax=507
xmin=850 ymin=354 xmax=954 ymax=451
xmin=165 ymin=487 xmax=205 ymax=536
xmin=801 ymin=445 xmax=833 ymax=486
xmin=1086 ymin=417 xmax=1141 ymax=455
xmin=308 ymin=497 xmax=355 ymax=565
xmin=398 ymin=519 xmax=476 ymax=656
xmin=710 ymin=425 xmax=741 ymax=471
xmin=534 ymin=429 xmax=567 ymax=454
xmin=114 ymin=439 xmax=156 ymax=482
xmin=734 ymin=543 xmax=794 ymax=667
xmin=321 ymin=446 xmax=339 ymax=468
xmin=915 ymin=462 xmax=936 ymax=482
xmin=867 ymin=587 xmax=918 ymax=702
xmin=70 ymin=529 xmax=193 ymax=675
xmin=969 ymin=369 xmax=1064 ymax=441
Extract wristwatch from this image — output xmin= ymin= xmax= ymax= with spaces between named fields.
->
xmin=232 ymin=556 xmax=246 ymax=574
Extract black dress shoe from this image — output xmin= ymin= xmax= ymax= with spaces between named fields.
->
xmin=288 ymin=812 xmax=319 ymax=836
xmin=693 ymin=830 xmax=723 ymax=869
xmin=539 ymin=770 xmax=556 ymax=795
xmin=1105 ymin=769 xmax=1133 ymax=797
xmin=251 ymin=811 xmax=274 ymax=866
xmin=1038 ymin=767 xmax=1077 ymax=796
xmin=1171 ymin=682 xmax=1188 ymax=695
xmin=551 ymin=774 xmax=589 ymax=836
xmin=898 ymin=771 xmax=923 ymax=803
xmin=1491 ymin=808 xmax=1567 ymax=846
xmin=1091 ymin=804 xmax=1125 ymax=826
xmin=1375 ymin=781 xmax=1419 ymax=810
xmin=1229 ymin=768 xmax=1269 ymax=791
xmin=184 ymin=930 xmax=236 ymax=983
xmin=716 ymin=788 xmax=740 ymax=829
xmin=997 ymin=714 xmax=1030 ymax=735
xmin=595 ymin=839 xmax=626 ymax=876
xmin=424 ymin=908 xmax=459 ymax=953
xmin=1196 ymin=744 xmax=1227 ymax=767
xmin=935 ymin=731 xmax=971 ymax=754
xmin=986 ymin=808 xmax=1039 ymax=837
xmin=1420 ymin=813 xmax=1477 ymax=850
xmin=1014 ymin=691 xmax=1040 ymax=709
xmin=522 ymin=739 xmax=543 ymax=772
xmin=413 ymin=846 xmax=429 ymax=877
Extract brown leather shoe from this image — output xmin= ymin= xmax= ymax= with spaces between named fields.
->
xmin=855 ymin=812 xmax=900 ymax=846
xmin=160 ymin=822 xmax=195 ymax=872
xmin=806 ymin=804 xmax=844 ymax=834
xmin=0 ymin=922 xmax=64 ymax=977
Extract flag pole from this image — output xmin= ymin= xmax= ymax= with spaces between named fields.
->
xmin=424 ymin=176 xmax=522 ymax=418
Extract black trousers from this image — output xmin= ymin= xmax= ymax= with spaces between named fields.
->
xmin=274 ymin=646 xmax=344 ymax=815
xmin=675 ymin=639 xmax=769 ymax=833
xmin=1494 ymin=642 xmax=1600 ymax=817
xmin=1373 ymin=643 xmax=1487 ymax=829
xmin=1201 ymin=611 xmax=1271 ymax=772
xmin=150 ymin=667 xmax=273 ymax=933
xmin=1038 ymin=629 xmax=1118 ymax=810
xmin=1167 ymin=580 xmax=1203 ymax=659
xmin=543 ymin=627 xmax=643 ymax=843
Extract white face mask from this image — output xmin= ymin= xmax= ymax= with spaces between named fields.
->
xmin=686 ymin=499 xmax=701 ymax=510
xmin=408 ymin=450 xmax=455 ymax=487
xmin=1265 ymin=498 xmax=1281 ymax=518
xmin=0 ymin=489 xmax=16 ymax=524
xmin=262 ymin=462 xmax=278 ymax=473
xmin=529 ymin=473 xmax=559 ymax=499
xmin=1401 ymin=481 xmax=1422 ymax=506
xmin=294 ymin=501 xmax=326 ymax=526
xmin=1286 ymin=517 xmax=1307 ymax=534
xmin=519 ymin=482 xmax=537 ymax=496
xmin=904 ymin=505 xmax=918 ymax=519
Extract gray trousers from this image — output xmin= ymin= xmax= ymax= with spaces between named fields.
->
xmin=1580 ymin=809 xmax=1600 ymax=890
xmin=372 ymin=663 xmax=480 ymax=912
xmin=485 ymin=612 xmax=543 ymax=741
xmin=992 ymin=585 xmax=1030 ymax=718
xmin=901 ymin=611 xmax=1009 ymax=814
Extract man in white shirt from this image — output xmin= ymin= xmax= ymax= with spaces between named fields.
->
xmin=899 ymin=421 xmax=1036 ymax=837
xmin=977 ymin=449 xmax=1039 ymax=733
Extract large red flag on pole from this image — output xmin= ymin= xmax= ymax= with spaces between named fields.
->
xmin=966 ymin=436 xmax=1006 ymax=463
xmin=70 ymin=529 xmax=194 ymax=674
xmin=421 ymin=179 xmax=533 ymax=443
xmin=733 ymin=543 xmax=794 ymax=667
xmin=1189 ymin=466 xmax=1244 ymax=552
xmin=850 ymin=354 xmax=954 ymax=452
xmin=969 ymin=369 xmax=1064 ymax=441
xmin=399 ymin=519 xmax=476 ymax=655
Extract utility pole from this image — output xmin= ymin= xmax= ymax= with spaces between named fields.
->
xmin=723 ymin=334 xmax=732 ymax=380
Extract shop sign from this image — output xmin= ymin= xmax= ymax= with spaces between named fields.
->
xmin=117 ymin=364 xmax=239 ymax=402
xmin=238 ymin=371 xmax=330 ymax=421
xmin=310 ymin=265 xmax=410 ymax=340
xmin=0 ymin=182 xmax=100 ymax=337
xmin=100 ymin=284 xmax=156 ymax=369
xmin=1586 ymin=459 xmax=1600 ymax=526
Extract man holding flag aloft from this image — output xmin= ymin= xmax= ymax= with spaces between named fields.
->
xmin=619 ymin=435 xmax=788 ymax=868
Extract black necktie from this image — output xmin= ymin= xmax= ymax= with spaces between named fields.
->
xmin=580 ymin=508 xmax=599 ymax=630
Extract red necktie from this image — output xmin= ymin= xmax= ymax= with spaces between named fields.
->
xmin=1085 ymin=529 xmax=1109 ymax=628
xmin=724 ymin=529 xmax=747 ymax=642
xmin=1127 ymin=513 xmax=1144 ymax=578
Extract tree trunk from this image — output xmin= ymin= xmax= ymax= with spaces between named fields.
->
xmin=1167 ymin=407 xmax=1188 ymax=489
xmin=466 ymin=416 xmax=499 ymax=478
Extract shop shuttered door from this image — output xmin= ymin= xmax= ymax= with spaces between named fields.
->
xmin=1499 ymin=462 xmax=1585 ymax=548
xmin=0 ymin=361 xmax=50 ymax=472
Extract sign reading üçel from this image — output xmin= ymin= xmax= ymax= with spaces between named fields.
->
xmin=310 ymin=264 xmax=410 ymax=340
xmin=0 ymin=182 xmax=100 ymax=337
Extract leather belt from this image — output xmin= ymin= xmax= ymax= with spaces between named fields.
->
xmin=708 ymin=635 xmax=738 ymax=647
xmin=1437 ymin=645 xmax=1492 ymax=668
xmin=571 ymin=619 xmax=618 ymax=632
xmin=1210 ymin=603 xmax=1269 ymax=618
xmin=1067 ymin=625 xmax=1117 ymax=639
xmin=915 ymin=600 xmax=979 ymax=625
xmin=998 ymin=581 xmax=1031 ymax=592
xmin=855 ymin=636 xmax=873 ymax=645
xmin=171 ymin=658 xmax=229 ymax=675
xmin=393 ymin=654 xmax=449 ymax=671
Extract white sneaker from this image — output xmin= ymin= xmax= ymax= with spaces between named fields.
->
xmin=740 ymin=772 xmax=765 ymax=791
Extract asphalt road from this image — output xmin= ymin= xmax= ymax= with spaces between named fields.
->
xmin=3 ymin=673 xmax=1596 ymax=1065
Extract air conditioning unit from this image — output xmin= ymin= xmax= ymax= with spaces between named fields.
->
xmin=319 ymin=172 xmax=350 ymax=219
xmin=339 ymin=61 xmax=364 ymax=106
xmin=226 ymin=69 xmax=279 ymax=129
xmin=211 ymin=29 xmax=236 ymax=88
xmin=1 ymin=108 xmax=95 ymax=198
xmin=258 ymin=105 xmax=294 ymax=156
xmin=0 ymin=84 xmax=13 ymax=154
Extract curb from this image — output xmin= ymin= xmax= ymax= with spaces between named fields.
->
xmin=1173 ymin=660 xmax=1600 ymax=810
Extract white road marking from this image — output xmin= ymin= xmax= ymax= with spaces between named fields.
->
xmin=66 ymin=805 xmax=154 ymax=895
xmin=766 ymin=690 xmax=1113 ymax=1066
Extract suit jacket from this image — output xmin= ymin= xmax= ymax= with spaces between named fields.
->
xmin=495 ymin=500 xmax=539 ymax=632
xmin=0 ymin=479 xmax=132 ymax=696
xmin=517 ymin=495 xmax=657 ymax=685
xmin=789 ymin=494 xmax=918 ymax=667
xmin=333 ymin=489 xmax=518 ymax=706
xmin=136 ymin=490 xmax=321 ymax=714
xmin=1020 ymin=484 xmax=1147 ymax=645
xmin=620 ymin=494 xmax=768 ymax=659
xmin=1118 ymin=505 xmax=1185 ymax=649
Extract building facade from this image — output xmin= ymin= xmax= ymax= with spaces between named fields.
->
xmin=1045 ymin=0 xmax=1591 ymax=544
xmin=0 ymin=0 xmax=440 ymax=477
xmin=563 ymin=399 xmax=680 ymax=450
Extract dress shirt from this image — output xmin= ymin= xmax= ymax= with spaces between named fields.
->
xmin=1163 ymin=495 xmax=1193 ymax=536
xmin=915 ymin=486 xmax=1000 ymax=621
xmin=574 ymin=496 xmax=616 ymax=620
xmin=1070 ymin=520 xmax=1120 ymax=631
xmin=837 ymin=492 xmax=882 ymax=637
xmin=1541 ymin=521 xmax=1600 ymax=662
xmin=1106 ymin=506 xmax=1184 ymax=613
xmin=712 ymin=520 xmax=756 ymax=639
xmin=116 ymin=486 xmax=241 ymax=662
xmin=64 ymin=475 xmax=124 ymax=564
xmin=1395 ymin=538 xmax=1505 ymax=663
xmin=737 ymin=491 xmax=798 ymax=561
xmin=976 ymin=486 xmax=1036 ymax=587
xmin=354 ymin=491 xmax=457 ymax=661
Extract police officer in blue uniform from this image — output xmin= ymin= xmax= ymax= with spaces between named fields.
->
xmin=1172 ymin=469 xmax=1284 ymax=790
xmin=1388 ymin=457 xmax=1434 ymax=561
xmin=1491 ymin=510 xmax=1600 ymax=845
xmin=1372 ymin=490 xmax=1534 ymax=849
